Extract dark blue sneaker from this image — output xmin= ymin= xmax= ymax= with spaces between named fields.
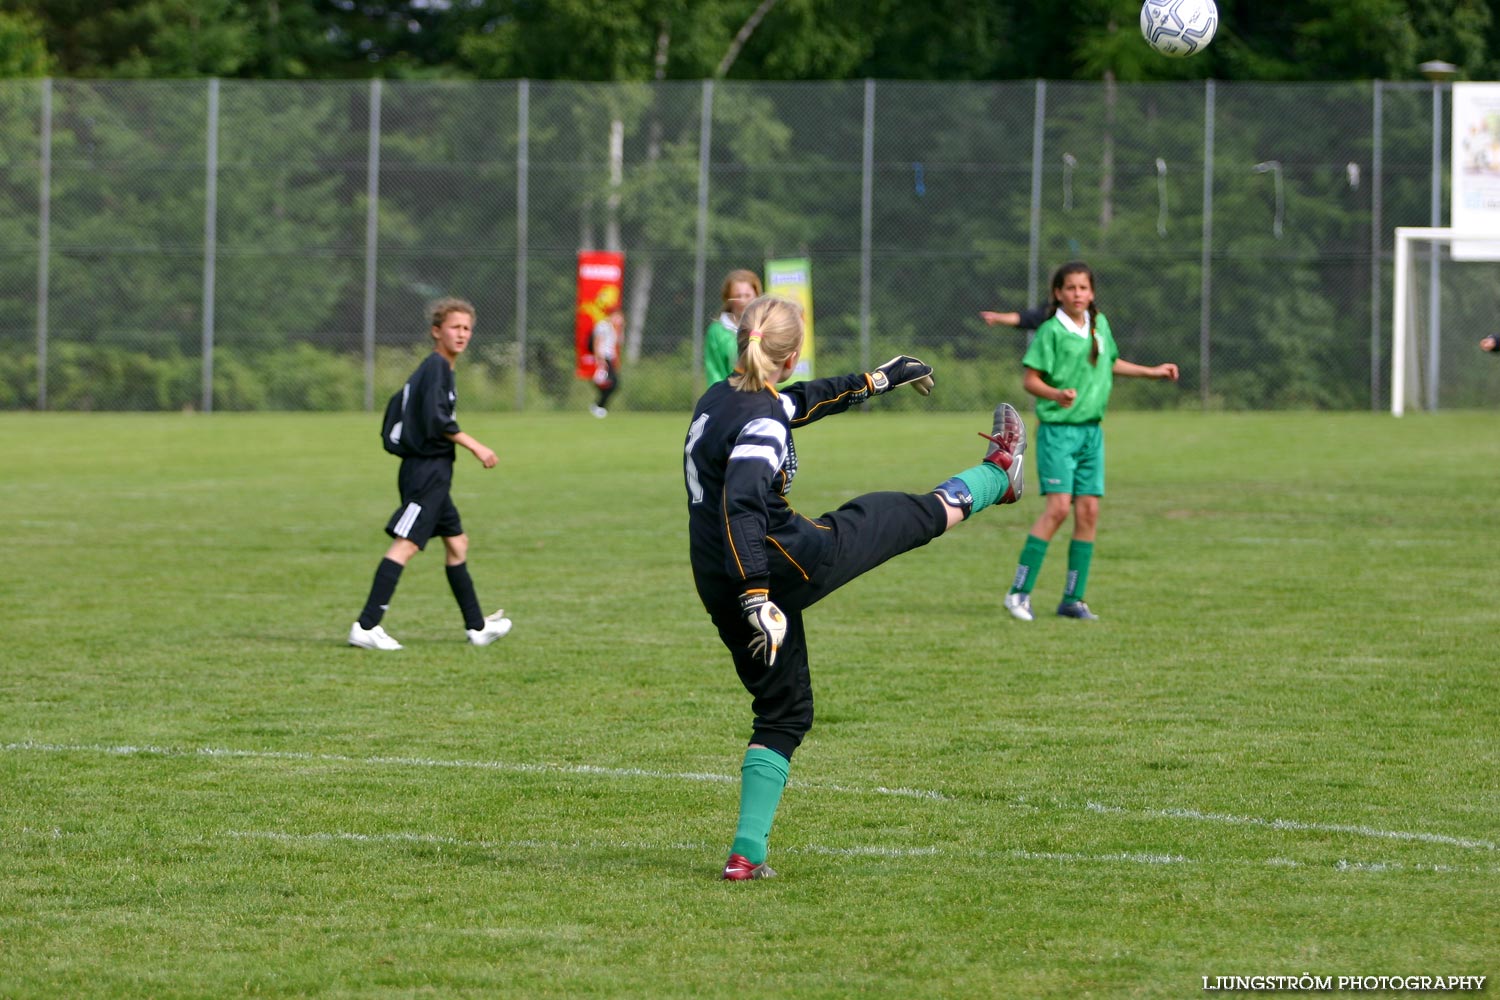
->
xmin=1056 ymin=600 xmax=1099 ymax=621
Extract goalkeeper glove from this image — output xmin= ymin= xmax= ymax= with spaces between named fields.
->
xmin=739 ymin=590 xmax=787 ymax=666
xmin=869 ymin=355 xmax=934 ymax=396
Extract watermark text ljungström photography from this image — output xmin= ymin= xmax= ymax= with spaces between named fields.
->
xmin=1202 ymin=974 xmax=1486 ymax=992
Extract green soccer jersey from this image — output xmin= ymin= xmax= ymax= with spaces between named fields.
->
xmin=704 ymin=315 xmax=739 ymax=384
xmin=1022 ymin=310 xmax=1121 ymax=424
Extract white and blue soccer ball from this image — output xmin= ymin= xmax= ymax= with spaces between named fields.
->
xmin=1140 ymin=0 xmax=1218 ymax=58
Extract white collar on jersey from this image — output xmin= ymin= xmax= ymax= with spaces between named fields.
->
xmin=1055 ymin=308 xmax=1092 ymax=338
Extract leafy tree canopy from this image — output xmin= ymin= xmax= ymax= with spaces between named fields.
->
xmin=3 ymin=0 xmax=1496 ymax=81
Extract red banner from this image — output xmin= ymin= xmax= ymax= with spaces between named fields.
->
xmin=575 ymin=251 xmax=624 ymax=380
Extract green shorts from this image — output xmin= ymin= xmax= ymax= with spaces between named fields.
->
xmin=1035 ymin=421 xmax=1105 ymax=497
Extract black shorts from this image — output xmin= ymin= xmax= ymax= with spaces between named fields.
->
xmin=385 ymin=457 xmax=462 ymax=548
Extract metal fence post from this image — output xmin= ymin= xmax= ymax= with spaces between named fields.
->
xmin=1027 ymin=80 xmax=1046 ymax=310
xmin=1199 ymin=79 xmax=1215 ymax=409
xmin=362 ymin=78 xmax=382 ymax=412
xmin=36 ymin=78 xmax=51 ymax=411
xmin=1426 ymin=81 xmax=1442 ymax=412
xmin=1370 ymin=80 xmax=1383 ymax=411
xmin=859 ymin=78 xmax=875 ymax=374
xmin=516 ymin=79 xmax=529 ymax=412
xmin=201 ymin=78 xmax=219 ymax=413
xmin=690 ymin=79 xmax=714 ymax=396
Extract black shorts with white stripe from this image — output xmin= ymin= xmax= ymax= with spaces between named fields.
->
xmin=385 ymin=456 xmax=462 ymax=548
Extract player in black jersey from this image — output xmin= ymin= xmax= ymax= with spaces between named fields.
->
xmin=348 ymin=298 xmax=513 ymax=651
xmin=684 ymin=295 xmax=1027 ymax=880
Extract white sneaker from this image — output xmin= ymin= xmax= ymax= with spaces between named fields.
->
xmin=589 ymin=405 xmax=608 ymax=419
xmin=349 ymin=621 xmax=403 ymax=650
xmin=467 ymin=609 xmax=513 ymax=646
xmin=1003 ymin=592 xmax=1034 ymax=622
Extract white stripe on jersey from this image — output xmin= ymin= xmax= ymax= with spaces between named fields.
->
xmin=394 ymin=502 xmax=422 ymax=538
xmin=729 ymin=443 xmax=782 ymax=469
xmin=729 ymin=417 xmax=787 ymax=470
xmin=780 ymin=395 xmax=798 ymax=421
xmin=741 ymin=417 xmax=787 ymax=448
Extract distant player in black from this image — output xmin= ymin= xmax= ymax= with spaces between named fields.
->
xmin=348 ymin=298 xmax=513 ymax=650
xmin=685 ymin=294 xmax=1028 ymax=880
xmin=981 ymin=301 xmax=1054 ymax=332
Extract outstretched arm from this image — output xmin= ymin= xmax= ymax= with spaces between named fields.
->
xmin=784 ymin=355 xmax=934 ymax=425
xmin=982 ymin=303 xmax=1051 ymax=331
xmin=980 ymin=311 xmax=1023 ymax=327
xmin=1113 ymin=359 xmax=1179 ymax=381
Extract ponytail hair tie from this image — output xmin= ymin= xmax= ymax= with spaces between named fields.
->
xmin=748 ymin=330 xmax=763 ymax=342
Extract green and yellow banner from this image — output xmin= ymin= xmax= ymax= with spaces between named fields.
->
xmin=765 ymin=257 xmax=813 ymax=384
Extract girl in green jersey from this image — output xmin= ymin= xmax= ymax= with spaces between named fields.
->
xmin=1004 ymin=262 xmax=1179 ymax=622
xmin=704 ymin=269 xmax=762 ymax=385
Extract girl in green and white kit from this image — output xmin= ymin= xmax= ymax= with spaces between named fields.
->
xmin=704 ymin=269 xmax=762 ymax=385
xmin=1004 ymin=261 xmax=1179 ymax=622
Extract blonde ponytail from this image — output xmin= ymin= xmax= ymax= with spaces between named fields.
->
xmin=729 ymin=296 xmax=804 ymax=392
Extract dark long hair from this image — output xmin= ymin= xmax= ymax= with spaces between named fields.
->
xmin=1049 ymin=261 xmax=1100 ymax=365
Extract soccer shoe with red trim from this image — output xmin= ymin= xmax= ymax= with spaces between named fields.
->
xmin=721 ymin=853 xmax=777 ymax=881
xmin=978 ymin=402 xmax=1026 ymax=503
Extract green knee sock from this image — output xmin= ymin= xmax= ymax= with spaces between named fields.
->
xmin=952 ymin=462 xmax=1009 ymax=515
xmin=1010 ymin=534 xmax=1049 ymax=594
xmin=1063 ymin=539 xmax=1094 ymax=603
xmin=730 ymin=748 xmax=790 ymax=864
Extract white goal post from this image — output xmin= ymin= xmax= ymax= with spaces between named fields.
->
xmin=1391 ymin=226 xmax=1500 ymax=416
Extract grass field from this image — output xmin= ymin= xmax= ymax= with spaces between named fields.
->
xmin=3 ymin=408 xmax=1497 ymax=998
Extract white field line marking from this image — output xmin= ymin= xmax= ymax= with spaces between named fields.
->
xmin=1 ymin=740 xmax=947 ymax=801
xmin=1087 ymin=801 xmax=1496 ymax=852
xmin=9 ymin=742 xmax=1489 ymax=854
xmin=219 ymin=830 xmax=1499 ymax=874
xmin=225 ymin=828 xmax=1181 ymax=866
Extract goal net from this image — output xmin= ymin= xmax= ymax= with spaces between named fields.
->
xmin=1392 ymin=226 xmax=1500 ymax=415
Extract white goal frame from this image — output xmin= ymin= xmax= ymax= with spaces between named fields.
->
xmin=1391 ymin=226 xmax=1500 ymax=416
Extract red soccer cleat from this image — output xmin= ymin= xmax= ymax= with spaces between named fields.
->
xmin=978 ymin=402 xmax=1027 ymax=503
xmin=721 ymin=853 xmax=777 ymax=881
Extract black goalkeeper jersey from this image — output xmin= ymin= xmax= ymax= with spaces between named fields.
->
xmin=684 ymin=371 xmax=878 ymax=594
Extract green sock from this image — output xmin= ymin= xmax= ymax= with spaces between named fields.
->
xmin=1010 ymin=534 xmax=1049 ymax=594
xmin=1063 ymin=539 xmax=1094 ymax=603
xmin=730 ymin=748 xmax=790 ymax=864
xmin=952 ymin=462 xmax=1008 ymax=515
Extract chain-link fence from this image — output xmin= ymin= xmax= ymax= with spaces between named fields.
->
xmin=0 ymin=78 xmax=1473 ymax=413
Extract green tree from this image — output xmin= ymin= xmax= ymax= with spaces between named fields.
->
xmin=0 ymin=11 xmax=49 ymax=77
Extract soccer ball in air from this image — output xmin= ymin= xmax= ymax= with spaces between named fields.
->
xmin=1140 ymin=0 xmax=1218 ymax=58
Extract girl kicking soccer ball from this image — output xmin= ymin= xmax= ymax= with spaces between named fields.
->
xmin=684 ymin=294 xmax=1027 ymax=880
xmin=1003 ymin=261 xmax=1179 ymax=622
